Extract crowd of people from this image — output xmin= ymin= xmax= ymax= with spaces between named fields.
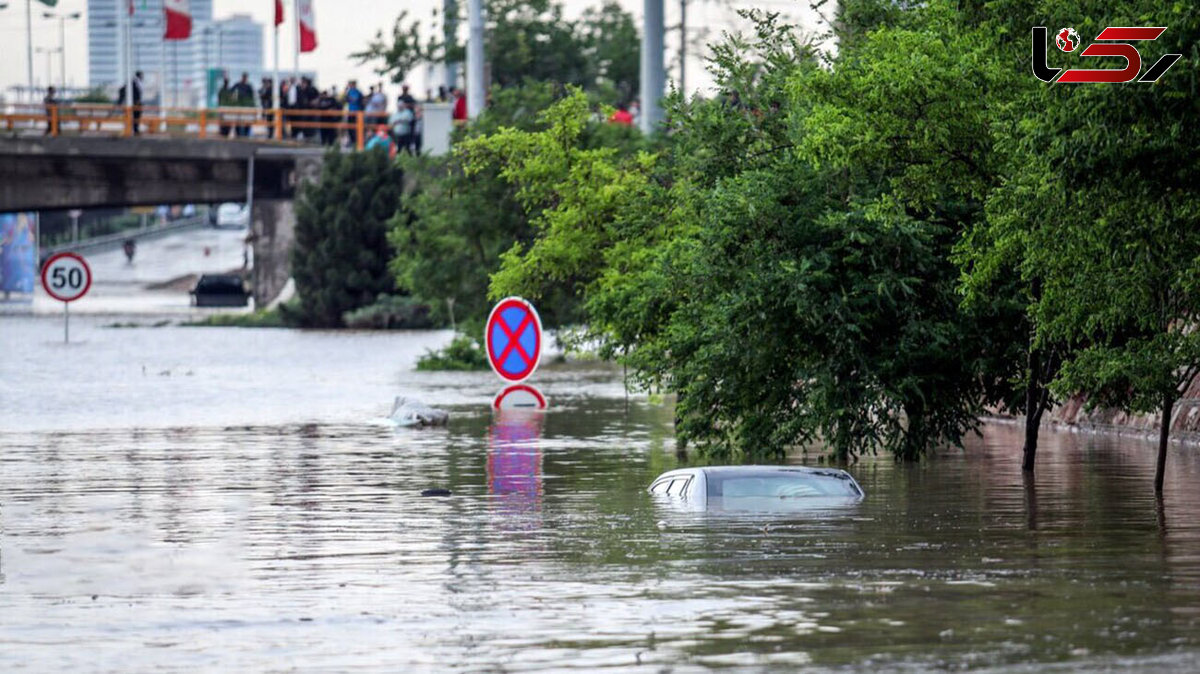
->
xmin=62 ymin=70 xmax=634 ymax=149
xmin=209 ymin=73 xmax=473 ymax=154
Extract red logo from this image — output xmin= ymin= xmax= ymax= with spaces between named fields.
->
xmin=1032 ymin=26 xmax=1182 ymax=84
xmin=1056 ymin=27 xmax=1080 ymax=52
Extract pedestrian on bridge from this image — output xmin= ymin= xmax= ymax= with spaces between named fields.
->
xmin=260 ymin=77 xmax=275 ymax=139
xmin=231 ymin=74 xmax=255 ymax=138
xmin=117 ymin=72 xmax=144 ymax=135
xmin=345 ymin=80 xmax=364 ymax=146
xmin=43 ymin=87 xmax=57 ymax=136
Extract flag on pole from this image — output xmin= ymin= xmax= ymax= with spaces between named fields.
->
xmin=128 ymin=0 xmax=135 ymax=15
xmin=275 ymin=0 xmax=284 ymax=27
xmin=298 ymin=0 xmax=317 ymax=52
xmin=164 ymin=0 xmax=192 ymax=40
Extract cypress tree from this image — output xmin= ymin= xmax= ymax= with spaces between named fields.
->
xmin=291 ymin=149 xmax=403 ymax=327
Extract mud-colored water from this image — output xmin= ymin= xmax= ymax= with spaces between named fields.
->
xmin=3 ymin=316 xmax=1199 ymax=671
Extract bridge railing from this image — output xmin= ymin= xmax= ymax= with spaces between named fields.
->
xmin=2 ymin=103 xmax=371 ymax=150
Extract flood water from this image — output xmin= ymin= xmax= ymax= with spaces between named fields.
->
xmin=3 ymin=316 xmax=1200 ymax=671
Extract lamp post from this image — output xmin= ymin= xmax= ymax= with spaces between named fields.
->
xmin=0 ymin=0 xmax=33 ymax=102
xmin=35 ymin=46 xmax=56 ymax=89
xmin=43 ymin=11 xmax=83 ymax=93
xmin=201 ymin=25 xmax=224 ymax=107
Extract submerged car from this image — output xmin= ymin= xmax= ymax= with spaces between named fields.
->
xmin=190 ymin=273 xmax=249 ymax=307
xmin=649 ymin=466 xmax=864 ymax=511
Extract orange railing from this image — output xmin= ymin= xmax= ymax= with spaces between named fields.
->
xmin=2 ymin=103 xmax=371 ymax=150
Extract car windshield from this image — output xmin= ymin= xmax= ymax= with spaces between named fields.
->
xmin=198 ymin=276 xmax=243 ymax=292
xmin=706 ymin=471 xmax=859 ymax=499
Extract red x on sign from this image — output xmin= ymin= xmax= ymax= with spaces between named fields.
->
xmin=485 ymin=297 xmax=543 ymax=382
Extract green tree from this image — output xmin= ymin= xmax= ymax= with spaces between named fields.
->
xmin=291 ymin=150 xmax=403 ymax=328
xmin=959 ymin=0 xmax=1199 ymax=489
xmin=1021 ymin=1 xmax=1200 ymax=493
xmin=471 ymin=8 xmax=1012 ymax=460
xmin=390 ymin=82 xmax=642 ymax=328
xmin=353 ymin=0 xmax=638 ymax=100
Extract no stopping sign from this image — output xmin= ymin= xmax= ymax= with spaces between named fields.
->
xmin=485 ymin=297 xmax=543 ymax=383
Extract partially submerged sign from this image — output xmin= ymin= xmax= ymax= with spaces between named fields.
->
xmin=485 ymin=297 xmax=543 ymax=383
xmin=493 ymin=384 xmax=548 ymax=411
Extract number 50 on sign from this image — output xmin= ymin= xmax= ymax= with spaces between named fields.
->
xmin=41 ymin=252 xmax=92 ymax=343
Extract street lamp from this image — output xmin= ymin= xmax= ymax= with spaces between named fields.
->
xmin=35 ymin=46 xmax=57 ymax=90
xmin=0 ymin=1 xmax=36 ymax=101
xmin=43 ymin=10 xmax=83 ymax=93
xmin=201 ymin=25 xmax=225 ymax=107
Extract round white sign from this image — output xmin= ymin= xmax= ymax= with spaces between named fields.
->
xmin=41 ymin=252 xmax=92 ymax=303
xmin=493 ymin=384 xmax=548 ymax=411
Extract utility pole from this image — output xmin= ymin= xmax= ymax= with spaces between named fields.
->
xmin=640 ymin=0 xmax=665 ymax=134
xmin=35 ymin=47 xmax=54 ymax=88
xmin=678 ymin=0 xmax=687 ymax=94
xmin=466 ymin=0 xmax=484 ymax=118
xmin=444 ymin=0 xmax=458 ymax=91
xmin=44 ymin=12 xmax=83 ymax=94
xmin=26 ymin=0 xmax=33 ymax=101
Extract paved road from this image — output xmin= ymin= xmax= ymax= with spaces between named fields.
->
xmin=33 ymin=226 xmax=251 ymax=315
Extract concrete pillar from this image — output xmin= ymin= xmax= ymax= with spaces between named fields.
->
xmin=251 ymin=199 xmax=296 ymax=309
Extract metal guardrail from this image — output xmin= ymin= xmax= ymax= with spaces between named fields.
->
xmin=43 ymin=214 xmax=212 ymax=257
xmin=2 ymin=103 xmax=374 ymax=151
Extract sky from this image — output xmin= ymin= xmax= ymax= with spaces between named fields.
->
xmin=0 ymin=0 xmax=823 ymax=103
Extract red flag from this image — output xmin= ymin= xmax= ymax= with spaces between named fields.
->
xmin=163 ymin=0 xmax=192 ymax=40
xmin=298 ymin=0 xmax=317 ymax=52
xmin=275 ymin=0 xmax=284 ymax=27
xmin=128 ymin=0 xmax=135 ymax=15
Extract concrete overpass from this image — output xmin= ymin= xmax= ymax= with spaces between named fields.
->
xmin=0 ymin=136 xmax=323 ymax=211
xmin=0 ymin=136 xmax=325 ymax=306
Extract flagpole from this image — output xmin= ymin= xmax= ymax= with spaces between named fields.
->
xmin=274 ymin=11 xmax=281 ymax=135
xmin=292 ymin=0 xmax=300 ymax=81
xmin=123 ymin=1 xmax=134 ymax=134
xmin=26 ymin=0 xmax=34 ymax=102
xmin=160 ymin=28 xmax=168 ymax=122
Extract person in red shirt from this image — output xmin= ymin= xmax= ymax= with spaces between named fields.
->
xmin=452 ymin=88 xmax=468 ymax=124
xmin=609 ymin=102 xmax=634 ymax=126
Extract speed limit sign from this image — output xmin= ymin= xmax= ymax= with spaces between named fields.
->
xmin=41 ymin=252 xmax=92 ymax=343
xmin=41 ymin=252 xmax=92 ymax=302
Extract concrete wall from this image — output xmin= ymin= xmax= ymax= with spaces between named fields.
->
xmin=250 ymin=199 xmax=295 ymax=308
xmin=1050 ymin=378 xmax=1200 ymax=444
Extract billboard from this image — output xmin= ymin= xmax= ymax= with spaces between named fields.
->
xmin=0 ymin=212 xmax=38 ymax=301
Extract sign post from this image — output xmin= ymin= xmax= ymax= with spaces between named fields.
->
xmin=41 ymin=252 xmax=92 ymax=343
xmin=485 ymin=296 xmax=548 ymax=410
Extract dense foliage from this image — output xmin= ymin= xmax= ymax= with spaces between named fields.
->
xmin=356 ymin=0 xmax=1198 ymax=489
xmin=291 ymin=149 xmax=403 ymax=328
xmin=389 ymin=82 xmax=644 ymax=329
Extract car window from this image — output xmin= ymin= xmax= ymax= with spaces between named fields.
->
xmin=649 ymin=480 xmax=671 ymax=495
xmin=665 ymin=477 xmax=691 ymax=497
xmin=707 ymin=473 xmax=859 ymax=498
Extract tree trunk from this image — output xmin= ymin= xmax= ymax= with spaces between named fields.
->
xmin=1155 ymin=392 xmax=1173 ymax=494
xmin=1021 ymin=347 xmax=1044 ymax=472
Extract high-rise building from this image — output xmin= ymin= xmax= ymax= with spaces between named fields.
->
xmin=87 ymin=1 xmax=265 ymax=107
xmin=196 ymin=14 xmax=265 ymax=98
